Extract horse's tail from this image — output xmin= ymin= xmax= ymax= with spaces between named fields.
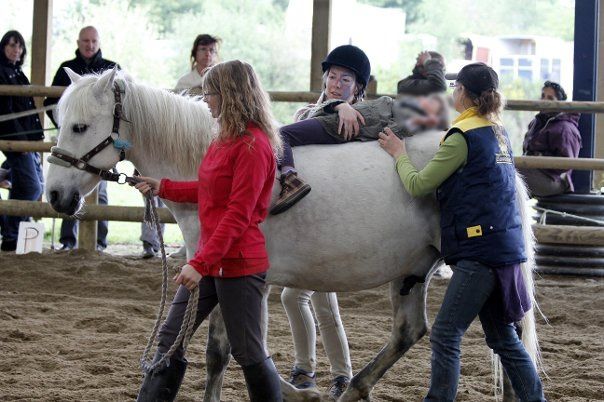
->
xmin=492 ymin=174 xmax=543 ymax=398
xmin=515 ymin=173 xmax=542 ymax=370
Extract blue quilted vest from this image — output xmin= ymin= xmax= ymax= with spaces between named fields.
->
xmin=437 ymin=120 xmax=526 ymax=267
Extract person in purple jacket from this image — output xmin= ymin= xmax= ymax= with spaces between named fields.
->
xmin=520 ymin=81 xmax=581 ymax=197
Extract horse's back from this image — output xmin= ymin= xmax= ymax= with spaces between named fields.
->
xmin=264 ymin=131 xmax=443 ymax=291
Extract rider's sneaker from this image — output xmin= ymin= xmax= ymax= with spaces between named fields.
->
xmin=288 ymin=366 xmax=316 ymax=389
xmin=270 ymin=171 xmax=311 ymax=215
xmin=328 ymin=375 xmax=350 ymax=400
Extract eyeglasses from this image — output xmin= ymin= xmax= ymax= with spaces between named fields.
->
xmin=201 ymin=92 xmax=218 ymax=99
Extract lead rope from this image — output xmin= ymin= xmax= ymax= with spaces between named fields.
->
xmin=139 ymin=191 xmax=200 ymax=372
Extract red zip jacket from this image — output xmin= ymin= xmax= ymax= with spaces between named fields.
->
xmin=158 ymin=123 xmax=276 ymax=277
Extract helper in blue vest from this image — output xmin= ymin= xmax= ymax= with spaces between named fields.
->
xmin=379 ymin=63 xmax=545 ymax=402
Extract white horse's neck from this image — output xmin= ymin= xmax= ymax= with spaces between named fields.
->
xmin=122 ymin=82 xmax=215 ymax=179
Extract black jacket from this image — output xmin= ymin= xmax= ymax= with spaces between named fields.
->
xmin=43 ymin=49 xmax=120 ymax=127
xmin=0 ymin=58 xmax=44 ymax=141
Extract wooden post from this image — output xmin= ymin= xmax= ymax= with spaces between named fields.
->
xmin=78 ymin=189 xmax=98 ymax=251
xmin=572 ymin=0 xmax=599 ymax=192
xmin=595 ymin=0 xmax=604 ymax=188
xmin=310 ymin=0 xmax=331 ymax=91
xmin=31 ymin=0 xmax=53 ymax=124
xmin=366 ymin=75 xmax=377 ymax=96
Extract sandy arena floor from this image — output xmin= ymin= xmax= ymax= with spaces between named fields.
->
xmin=0 ymin=250 xmax=602 ymax=401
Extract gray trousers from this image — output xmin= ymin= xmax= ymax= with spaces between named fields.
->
xmin=140 ymin=196 xmax=165 ymax=249
xmin=281 ymin=288 xmax=352 ymax=378
xmin=158 ymin=273 xmax=268 ymax=367
xmin=518 ymin=168 xmax=568 ymax=197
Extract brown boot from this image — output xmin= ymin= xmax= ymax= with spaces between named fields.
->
xmin=270 ymin=171 xmax=311 ymax=215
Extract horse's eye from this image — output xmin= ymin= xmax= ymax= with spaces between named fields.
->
xmin=72 ymin=124 xmax=88 ymax=133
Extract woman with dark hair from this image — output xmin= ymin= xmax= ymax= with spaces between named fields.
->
xmin=379 ymin=63 xmax=546 ymax=401
xmin=175 ymin=34 xmax=221 ymax=91
xmin=520 ymin=80 xmax=581 ymax=197
xmin=0 ymin=30 xmax=44 ymax=252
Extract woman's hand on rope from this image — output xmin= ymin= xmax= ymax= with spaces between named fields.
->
xmin=133 ymin=176 xmax=160 ymax=196
xmin=378 ymin=127 xmax=407 ymax=159
xmin=174 ymin=264 xmax=202 ymax=290
xmin=336 ymin=102 xmax=365 ymax=140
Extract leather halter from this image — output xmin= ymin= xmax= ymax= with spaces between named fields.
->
xmin=48 ymin=80 xmax=137 ymax=185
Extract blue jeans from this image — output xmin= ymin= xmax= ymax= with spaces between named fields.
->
xmin=59 ymin=180 xmax=108 ymax=248
xmin=0 ymin=152 xmax=43 ymax=241
xmin=425 ymin=260 xmax=545 ymax=402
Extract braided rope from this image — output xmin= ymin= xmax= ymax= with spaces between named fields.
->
xmin=139 ymin=192 xmax=200 ymax=373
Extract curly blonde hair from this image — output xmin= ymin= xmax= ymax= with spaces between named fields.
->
xmin=201 ymin=60 xmax=281 ymax=153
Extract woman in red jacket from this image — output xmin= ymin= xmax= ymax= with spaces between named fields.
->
xmin=134 ymin=60 xmax=283 ymax=402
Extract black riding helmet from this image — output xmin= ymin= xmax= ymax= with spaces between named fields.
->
xmin=321 ymin=45 xmax=371 ymax=88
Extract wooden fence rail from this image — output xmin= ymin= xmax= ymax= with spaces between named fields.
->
xmin=3 ymin=85 xmax=604 ymax=113
xmin=2 ymin=139 xmax=604 ymax=172
xmin=533 ymin=224 xmax=604 ymax=246
xmin=0 ymin=199 xmax=177 ymax=224
xmin=4 ymin=84 xmax=604 ymax=253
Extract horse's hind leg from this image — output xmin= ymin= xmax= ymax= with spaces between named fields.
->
xmin=203 ymin=308 xmax=231 ymax=402
xmin=340 ymin=252 xmax=440 ymax=402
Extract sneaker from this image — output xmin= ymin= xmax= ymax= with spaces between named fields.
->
xmin=328 ymin=376 xmax=350 ymax=400
xmin=169 ymin=245 xmax=187 ymax=259
xmin=288 ymin=367 xmax=316 ymax=389
xmin=0 ymin=239 xmax=17 ymax=252
xmin=270 ymin=171 xmax=311 ymax=215
xmin=59 ymin=244 xmax=74 ymax=251
xmin=141 ymin=242 xmax=157 ymax=259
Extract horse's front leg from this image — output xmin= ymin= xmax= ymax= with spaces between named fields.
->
xmin=203 ymin=308 xmax=231 ymax=402
xmin=340 ymin=252 xmax=440 ymax=402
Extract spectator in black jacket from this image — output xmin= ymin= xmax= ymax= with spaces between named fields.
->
xmin=0 ymin=30 xmax=44 ymax=252
xmin=44 ymin=26 xmax=119 ymax=251
xmin=397 ymin=51 xmax=447 ymax=96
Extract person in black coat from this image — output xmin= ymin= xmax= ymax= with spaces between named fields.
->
xmin=0 ymin=30 xmax=44 ymax=251
xmin=397 ymin=50 xmax=447 ymax=96
xmin=44 ymin=26 xmax=119 ymax=251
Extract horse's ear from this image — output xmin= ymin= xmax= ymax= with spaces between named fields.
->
xmin=64 ymin=67 xmax=81 ymax=83
xmin=92 ymin=66 xmax=118 ymax=98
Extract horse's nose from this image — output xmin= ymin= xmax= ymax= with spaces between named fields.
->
xmin=49 ymin=190 xmax=59 ymax=206
xmin=48 ymin=189 xmax=81 ymax=215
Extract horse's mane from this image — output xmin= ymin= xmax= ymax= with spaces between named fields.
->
xmin=58 ymin=72 xmax=215 ymax=176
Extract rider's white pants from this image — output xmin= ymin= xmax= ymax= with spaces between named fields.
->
xmin=281 ymin=288 xmax=353 ymax=379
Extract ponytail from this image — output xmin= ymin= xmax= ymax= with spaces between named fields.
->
xmin=467 ymin=88 xmax=505 ymax=123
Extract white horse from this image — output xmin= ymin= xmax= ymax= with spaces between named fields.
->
xmin=45 ymin=68 xmax=540 ymax=402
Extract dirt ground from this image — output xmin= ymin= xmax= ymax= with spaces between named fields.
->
xmin=0 ymin=250 xmax=602 ymax=401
